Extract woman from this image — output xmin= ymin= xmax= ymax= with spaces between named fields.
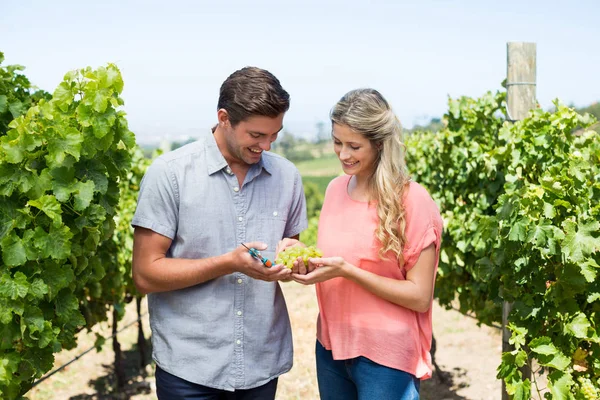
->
xmin=278 ymin=88 xmax=443 ymax=399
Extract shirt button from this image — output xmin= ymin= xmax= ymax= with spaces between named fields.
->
xmin=236 ymin=311 xmax=242 ymax=316
xmin=273 ymin=211 xmax=278 ymax=217
xmin=237 ymin=278 xmax=243 ymax=284
xmin=238 ymin=216 xmax=243 ymax=222
xmin=233 ymin=186 xmax=239 ymax=192
xmin=226 ymin=167 xmax=232 ymax=174
xmin=236 ymin=340 xmax=241 ymax=345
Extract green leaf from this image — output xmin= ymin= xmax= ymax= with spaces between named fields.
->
xmin=0 ymin=198 xmax=21 ymax=240
xmin=8 ymin=100 xmax=24 ymax=118
xmin=50 ymin=166 xmax=76 ymax=202
xmin=475 ymin=257 xmax=494 ymax=281
xmin=119 ymin=127 xmax=136 ymax=149
xmin=526 ymin=221 xmax=553 ymax=247
xmin=543 ymin=202 xmax=556 ymax=219
xmin=1 ymin=231 xmax=27 ymax=267
xmin=0 ymin=272 xmax=29 ymax=300
xmin=94 ymin=333 xmax=106 ymax=352
xmin=27 ymin=168 xmax=53 ymax=199
xmin=90 ymin=110 xmax=116 ymax=139
xmin=0 ymin=299 xmax=13 ymax=325
xmin=0 ymin=322 xmax=20 ymax=350
xmin=28 ymin=279 xmax=49 ymax=299
xmin=76 ymin=159 xmax=108 ymax=194
xmin=529 ymin=337 xmax=571 ymax=370
xmin=22 ymin=305 xmax=45 ymax=336
xmin=508 ymin=218 xmax=527 ymax=242
xmin=0 ymin=353 xmax=21 ymax=385
xmin=105 ymin=64 xmax=124 ymax=93
xmin=579 ymin=259 xmax=599 ymax=283
xmin=508 ymin=323 xmax=528 ymax=349
xmin=515 ymin=350 xmax=528 ymax=368
xmin=564 ymin=312 xmax=591 ymax=339
xmin=39 ymin=321 xmax=59 ymax=349
xmin=39 ymin=225 xmax=73 ymax=260
xmin=588 ymin=293 xmax=600 ymax=303
xmin=0 ymin=94 xmax=7 ymax=112
xmin=0 ymin=131 xmax=26 ymax=164
xmin=52 ymin=81 xmax=73 ymax=110
xmin=511 ymin=379 xmax=531 ymax=400
xmin=497 ymin=351 xmax=518 ymax=379
xmin=55 ymin=291 xmax=79 ymax=318
xmin=76 ymin=103 xmax=93 ymax=127
xmin=73 ymin=180 xmax=95 ymax=211
xmin=561 ymin=220 xmax=600 ymax=263
xmin=28 ymin=195 xmax=62 ymax=224
xmin=547 ymin=370 xmax=574 ymax=400
xmin=40 ymin=262 xmax=74 ymax=300
xmin=47 ymin=127 xmax=83 ymax=166
xmin=23 ymin=347 xmax=55 ymax=378
xmin=91 ymin=90 xmax=109 ymax=113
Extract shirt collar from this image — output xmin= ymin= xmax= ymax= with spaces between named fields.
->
xmin=205 ymin=130 xmax=273 ymax=176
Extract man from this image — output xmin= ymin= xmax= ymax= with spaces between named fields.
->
xmin=132 ymin=67 xmax=308 ymax=399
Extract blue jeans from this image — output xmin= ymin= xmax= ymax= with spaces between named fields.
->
xmin=316 ymin=341 xmax=420 ymax=400
xmin=155 ymin=366 xmax=278 ymax=400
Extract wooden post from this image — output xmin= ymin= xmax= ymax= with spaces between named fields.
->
xmin=112 ymin=307 xmax=126 ymax=390
xmin=506 ymin=42 xmax=537 ymax=121
xmin=502 ymin=42 xmax=536 ymax=400
xmin=136 ymin=296 xmax=148 ymax=375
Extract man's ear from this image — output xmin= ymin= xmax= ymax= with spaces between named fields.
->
xmin=217 ymin=109 xmax=230 ymax=128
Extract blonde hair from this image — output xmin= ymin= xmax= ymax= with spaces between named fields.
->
xmin=330 ymin=89 xmax=410 ymax=262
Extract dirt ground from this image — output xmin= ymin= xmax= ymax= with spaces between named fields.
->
xmin=28 ymin=283 xmax=507 ymax=400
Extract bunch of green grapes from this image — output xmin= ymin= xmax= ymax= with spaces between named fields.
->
xmin=276 ymin=246 xmax=323 ymax=269
xmin=577 ymin=376 xmax=598 ymax=400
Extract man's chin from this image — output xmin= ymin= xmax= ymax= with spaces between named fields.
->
xmin=246 ymin=152 xmax=263 ymax=163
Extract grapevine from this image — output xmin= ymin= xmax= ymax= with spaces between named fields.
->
xmin=0 ymin=63 xmax=134 ymax=398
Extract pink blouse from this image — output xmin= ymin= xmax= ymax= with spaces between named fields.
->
xmin=315 ymin=175 xmax=443 ymax=379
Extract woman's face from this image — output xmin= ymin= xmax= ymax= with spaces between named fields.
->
xmin=332 ymin=123 xmax=378 ymax=180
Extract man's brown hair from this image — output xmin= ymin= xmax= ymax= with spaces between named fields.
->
xmin=218 ymin=67 xmax=290 ymax=127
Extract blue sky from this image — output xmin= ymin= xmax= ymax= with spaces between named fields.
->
xmin=2 ymin=0 xmax=599 ymax=144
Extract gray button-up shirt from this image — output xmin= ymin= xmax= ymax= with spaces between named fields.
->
xmin=132 ymin=133 xmax=308 ymax=390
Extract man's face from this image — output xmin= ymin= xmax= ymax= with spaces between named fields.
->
xmin=222 ymin=114 xmax=284 ymax=166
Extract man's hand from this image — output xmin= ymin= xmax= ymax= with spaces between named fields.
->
xmin=231 ymin=242 xmax=291 ymax=282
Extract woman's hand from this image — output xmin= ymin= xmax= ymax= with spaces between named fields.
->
xmin=291 ymin=256 xmax=351 ymax=285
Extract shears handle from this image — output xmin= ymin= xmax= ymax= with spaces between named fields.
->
xmin=246 ymin=246 xmax=273 ymax=268
xmin=242 ymin=243 xmax=273 ymax=268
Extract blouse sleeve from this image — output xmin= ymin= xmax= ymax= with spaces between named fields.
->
xmin=401 ymin=182 xmax=443 ymax=272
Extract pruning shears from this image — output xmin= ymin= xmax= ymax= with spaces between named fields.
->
xmin=241 ymin=243 xmax=273 ymax=267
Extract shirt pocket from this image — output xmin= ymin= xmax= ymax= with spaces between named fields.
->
xmin=257 ymin=215 xmax=288 ymax=261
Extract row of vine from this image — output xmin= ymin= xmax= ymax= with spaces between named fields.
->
xmin=0 ymin=54 xmax=150 ymax=398
xmin=405 ymin=88 xmax=600 ymax=399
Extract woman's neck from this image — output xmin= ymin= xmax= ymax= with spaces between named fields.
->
xmin=348 ymin=175 xmax=372 ymax=202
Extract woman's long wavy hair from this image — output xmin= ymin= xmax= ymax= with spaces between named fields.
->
xmin=330 ymin=88 xmax=410 ymax=263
